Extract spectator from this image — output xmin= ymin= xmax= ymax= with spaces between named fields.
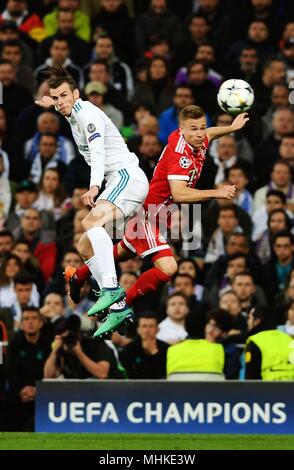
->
xmin=158 ymin=84 xmax=194 ymax=144
xmin=85 ymin=34 xmax=134 ymax=100
xmin=86 ymin=59 xmax=131 ymax=123
xmin=196 ymin=0 xmax=231 ymax=56
xmin=37 ymin=8 xmax=91 ymax=67
xmin=137 ymin=133 xmax=162 ymax=181
xmin=28 ymin=133 xmax=67 ymax=184
xmin=187 ymin=59 xmax=218 ymax=117
xmin=245 ymin=304 xmax=294 ymax=380
xmin=120 ymin=312 xmax=168 ymax=379
xmin=91 ymin=0 xmax=135 ymax=65
xmin=12 ymin=240 xmax=44 ymax=293
xmin=34 ymin=35 xmax=83 ymax=88
xmin=0 ymin=20 xmax=34 ymax=67
xmin=0 ymin=58 xmax=33 ymax=128
xmin=253 ymin=161 xmax=294 ymax=214
xmin=40 ymin=292 xmax=65 ymax=324
xmin=24 ymin=111 xmax=75 ymax=165
xmin=226 ymin=20 xmax=274 ymax=70
xmin=135 ymin=0 xmax=184 ymax=57
xmin=262 ymin=83 xmax=289 ymax=137
xmin=279 ymin=134 xmax=294 ymax=169
xmin=277 ymin=299 xmax=294 ymax=338
xmin=219 ymin=289 xmax=247 ymax=342
xmin=176 ymin=41 xmax=223 ymax=89
xmin=5 ymin=307 xmax=51 ymax=430
xmin=205 ymin=205 xmax=242 ymax=264
xmin=252 ymin=189 xmax=291 ymax=242
xmin=172 ymin=13 xmax=210 ymax=73
xmin=206 ymin=111 xmax=254 ymax=165
xmin=211 ymin=135 xmax=245 ymax=186
xmin=251 ymin=57 xmax=287 ymax=116
xmin=228 ymin=45 xmax=259 ymax=82
xmin=0 ymin=253 xmax=23 ymax=306
xmin=167 ymin=307 xmax=237 ymax=380
xmin=227 ymin=165 xmax=253 ymax=215
xmin=132 ymin=55 xmax=173 ymax=116
xmin=43 ymin=314 xmax=123 ymax=379
xmin=0 ymin=230 xmax=14 ymax=263
xmin=157 ymin=293 xmax=189 ymax=345
xmin=263 ymin=230 xmax=294 ymax=300
xmin=204 ymin=252 xmax=249 ymax=307
xmin=15 ymin=208 xmax=57 ymax=283
xmin=6 ymin=179 xmax=56 ymax=240
xmin=1 ymin=38 xmax=35 ymax=93
xmin=84 ymin=81 xmax=123 ymax=130
xmin=0 ymin=0 xmax=46 ymax=42
xmin=43 ymin=0 xmax=90 ymax=42
xmin=255 ymin=208 xmax=292 ymax=266
xmin=279 ymin=36 xmax=294 ymax=83
xmin=232 ymin=271 xmax=266 ymax=314
xmin=34 ymin=168 xmax=66 ymax=222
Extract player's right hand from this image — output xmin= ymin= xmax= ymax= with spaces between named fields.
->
xmin=217 ymin=185 xmax=236 ymax=200
xmin=35 ymin=96 xmax=55 ymax=108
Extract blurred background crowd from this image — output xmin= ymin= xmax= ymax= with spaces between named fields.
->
xmin=0 ymin=0 xmax=294 ymax=431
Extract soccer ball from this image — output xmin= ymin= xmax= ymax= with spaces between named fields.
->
xmin=217 ymin=79 xmax=254 ymax=115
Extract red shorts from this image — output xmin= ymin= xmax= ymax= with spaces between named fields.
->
xmin=121 ymin=215 xmax=173 ymax=261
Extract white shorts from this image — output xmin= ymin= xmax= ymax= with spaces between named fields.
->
xmin=98 ymin=167 xmax=149 ymax=218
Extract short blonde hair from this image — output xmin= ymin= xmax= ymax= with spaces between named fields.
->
xmin=179 ymin=105 xmax=205 ymax=123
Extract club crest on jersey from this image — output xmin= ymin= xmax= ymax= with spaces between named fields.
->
xmin=179 ymin=156 xmax=192 ymax=169
xmin=87 ymin=123 xmax=96 ymax=133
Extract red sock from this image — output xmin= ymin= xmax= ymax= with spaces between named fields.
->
xmin=126 ymin=267 xmax=171 ymax=306
xmin=75 ymin=264 xmax=91 ymax=284
xmin=113 ymin=243 xmax=120 ymax=261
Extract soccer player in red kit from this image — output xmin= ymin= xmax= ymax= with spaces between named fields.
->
xmin=65 ymin=105 xmax=249 ymax=336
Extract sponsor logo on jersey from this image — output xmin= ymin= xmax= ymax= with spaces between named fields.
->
xmin=88 ymin=132 xmax=101 ymax=143
xmin=87 ymin=123 xmax=96 ymax=133
xmin=179 ymin=156 xmax=192 ymax=169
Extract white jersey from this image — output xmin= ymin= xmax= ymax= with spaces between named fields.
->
xmin=65 ymin=98 xmax=139 ymax=188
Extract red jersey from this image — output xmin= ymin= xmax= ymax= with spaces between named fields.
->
xmin=144 ymin=129 xmax=209 ymax=211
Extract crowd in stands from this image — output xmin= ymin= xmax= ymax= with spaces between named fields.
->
xmin=0 ymin=0 xmax=294 ymax=430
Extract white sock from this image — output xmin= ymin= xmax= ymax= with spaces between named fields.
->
xmin=86 ymin=226 xmax=118 ymax=288
xmin=85 ymin=256 xmax=102 ymax=289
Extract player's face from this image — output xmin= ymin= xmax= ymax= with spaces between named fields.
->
xmin=180 ymin=117 xmax=206 ymax=149
xmin=50 ymin=82 xmax=79 ymax=116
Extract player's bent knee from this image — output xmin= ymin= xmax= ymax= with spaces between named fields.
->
xmin=77 ymin=237 xmax=91 ymax=260
xmin=155 ymin=257 xmax=178 ymax=277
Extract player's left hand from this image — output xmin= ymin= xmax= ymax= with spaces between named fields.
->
xmin=81 ymin=186 xmax=99 ymax=208
xmin=231 ymin=113 xmax=249 ymax=131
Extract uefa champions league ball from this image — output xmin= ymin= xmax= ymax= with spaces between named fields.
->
xmin=217 ymin=79 xmax=255 ymax=115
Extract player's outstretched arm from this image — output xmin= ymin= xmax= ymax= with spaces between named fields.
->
xmin=169 ymin=180 xmax=236 ymax=203
xmin=35 ymin=96 xmax=55 ymax=108
xmin=206 ymin=112 xmax=249 ymax=141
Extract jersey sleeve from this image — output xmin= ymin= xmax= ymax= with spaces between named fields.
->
xmin=75 ymin=105 xmax=106 ymax=188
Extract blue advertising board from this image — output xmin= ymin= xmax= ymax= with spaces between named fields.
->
xmin=36 ymin=380 xmax=294 ymax=434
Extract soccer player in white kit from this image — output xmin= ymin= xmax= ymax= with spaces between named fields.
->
xmin=36 ymin=66 xmax=149 ymax=328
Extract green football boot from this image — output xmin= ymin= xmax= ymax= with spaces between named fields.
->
xmin=93 ymin=306 xmax=134 ymax=338
xmin=87 ymin=286 xmax=126 ymax=317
